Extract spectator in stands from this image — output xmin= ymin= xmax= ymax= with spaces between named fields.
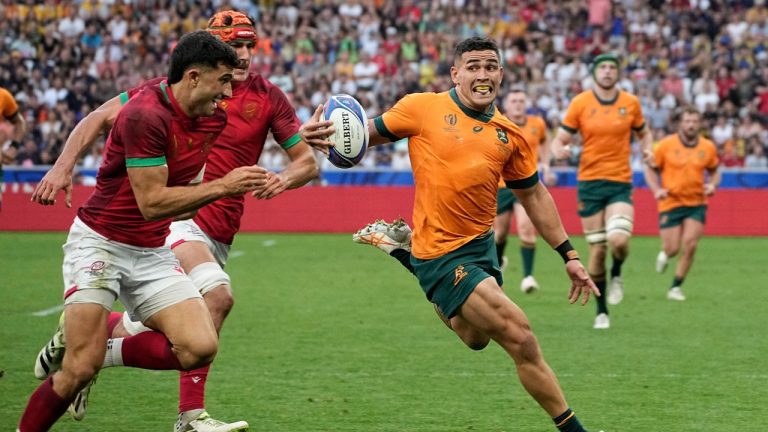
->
xmin=2 ymin=0 xmax=768 ymax=173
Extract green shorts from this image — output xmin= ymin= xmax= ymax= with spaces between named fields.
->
xmin=659 ymin=205 xmax=707 ymax=229
xmin=577 ymin=180 xmax=633 ymax=217
xmin=410 ymin=231 xmax=502 ymax=319
xmin=496 ymin=188 xmax=516 ymax=215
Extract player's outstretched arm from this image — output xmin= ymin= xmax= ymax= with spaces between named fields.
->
xmin=512 ymin=182 xmax=599 ymax=304
xmin=128 ymin=165 xmax=270 ymax=221
xmin=31 ymin=95 xmax=123 ymax=207
xmin=252 ymin=142 xmax=319 ymax=200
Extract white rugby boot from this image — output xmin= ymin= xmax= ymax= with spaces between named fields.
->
xmin=593 ymin=313 xmax=610 ymax=330
xmin=352 ymin=218 xmax=412 ymax=253
xmin=607 ymin=276 xmax=624 ymax=305
xmin=667 ymin=286 xmax=686 ymax=301
xmin=34 ymin=311 xmax=66 ymax=379
xmin=520 ymin=275 xmax=539 ymax=294
xmin=656 ymin=251 xmax=669 ymax=273
xmin=175 ymin=410 xmax=249 ymax=432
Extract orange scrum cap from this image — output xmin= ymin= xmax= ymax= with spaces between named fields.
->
xmin=206 ymin=10 xmax=256 ymax=44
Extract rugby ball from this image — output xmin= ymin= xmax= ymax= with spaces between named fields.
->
xmin=322 ymin=94 xmax=369 ymax=168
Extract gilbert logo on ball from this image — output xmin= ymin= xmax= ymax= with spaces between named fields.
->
xmin=322 ymin=94 xmax=369 ymax=169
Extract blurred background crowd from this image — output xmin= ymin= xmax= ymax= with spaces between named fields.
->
xmin=2 ymin=0 xmax=768 ymax=174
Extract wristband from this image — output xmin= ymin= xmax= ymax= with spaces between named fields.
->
xmin=9 ymin=140 xmax=20 ymax=149
xmin=555 ymin=239 xmax=579 ymax=263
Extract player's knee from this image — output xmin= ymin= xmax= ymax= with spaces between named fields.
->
xmin=460 ymin=332 xmax=491 ymax=351
xmin=61 ymin=359 xmax=100 ymax=389
xmin=179 ymin=338 xmax=218 ymax=370
xmin=203 ymin=285 xmax=235 ymax=329
xmin=606 ymin=214 xmax=633 ymax=240
xmin=683 ymin=237 xmax=699 ymax=254
xmin=513 ymin=332 xmax=541 ymax=364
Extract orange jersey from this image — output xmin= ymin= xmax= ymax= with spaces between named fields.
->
xmin=498 ymin=115 xmax=547 ymax=188
xmin=375 ymin=89 xmax=538 ymax=259
xmin=0 ymin=87 xmax=19 ymax=119
xmin=562 ymin=90 xmax=645 ymax=183
xmin=653 ymin=134 xmax=719 ymax=212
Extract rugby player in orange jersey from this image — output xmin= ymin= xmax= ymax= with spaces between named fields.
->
xmin=550 ymin=53 xmax=654 ymax=330
xmin=352 ymin=37 xmax=599 ymax=432
xmin=494 ymin=89 xmax=553 ymax=294
xmin=643 ymin=107 xmax=720 ymax=301
xmin=30 ymin=11 xmax=330 ymax=431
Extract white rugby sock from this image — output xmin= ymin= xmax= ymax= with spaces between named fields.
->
xmin=102 ymin=338 xmax=124 ymax=368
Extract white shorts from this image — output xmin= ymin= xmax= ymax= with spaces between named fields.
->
xmin=63 ymin=218 xmax=202 ymax=323
xmin=165 ymin=219 xmax=231 ymax=268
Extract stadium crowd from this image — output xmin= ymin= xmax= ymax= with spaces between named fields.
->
xmin=2 ymin=0 xmax=768 ymax=174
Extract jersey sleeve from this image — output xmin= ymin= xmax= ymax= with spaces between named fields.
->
xmin=373 ymin=93 xmax=429 ymax=141
xmin=266 ymin=85 xmax=302 ymax=150
xmin=120 ymin=77 xmax=167 ymax=106
xmin=0 ymin=88 xmax=19 ymax=119
xmin=503 ymin=128 xmax=539 ymax=189
xmin=652 ymin=139 xmax=666 ymax=170
xmin=560 ymin=95 xmax=582 ymax=133
xmin=118 ymin=103 xmax=169 ymax=167
xmin=536 ymin=117 xmax=547 ymax=142
xmin=631 ymin=95 xmax=646 ymax=131
xmin=705 ymin=141 xmax=720 ymax=170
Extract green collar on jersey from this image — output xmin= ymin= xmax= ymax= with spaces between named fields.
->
xmin=449 ymin=88 xmax=495 ymax=123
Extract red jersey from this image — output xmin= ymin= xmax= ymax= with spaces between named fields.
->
xmin=124 ymin=73 xmax=301 ymax=244
xmin=79 ymin=81 xmax=227 ymax=247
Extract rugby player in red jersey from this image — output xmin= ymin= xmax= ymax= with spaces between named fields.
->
xmin=30 ymin=11 xmax=330 ymax=432
xmin=18 ymin=30 xmax=275 ymax=432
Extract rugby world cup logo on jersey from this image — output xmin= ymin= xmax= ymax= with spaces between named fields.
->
xmin=618 ymin=107 xmax=627 ymax=116
xmin=443 ymin=113 xmax=459 ymax=132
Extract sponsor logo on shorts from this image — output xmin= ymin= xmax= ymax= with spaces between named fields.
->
xmin=453 ymin=265 xmax=468 ymax=286
xmin=173 ymin=265 xmax=185 ymax=274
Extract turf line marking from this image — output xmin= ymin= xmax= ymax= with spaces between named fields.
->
xmin=32 ymin=304 xmax=64 ymax=317
xmin=229 ymin=250 xmax=245 ymax=259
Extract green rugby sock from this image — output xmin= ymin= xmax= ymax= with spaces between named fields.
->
xmin=610 ymin=256 xmax=624 ymax=278
xmin=594 ymin=278 xmax=608 ymax=315
xmin=496 ymin=239 xmax=507 ymax=265
xmin=553 ymin=408 xmax=586 ymax=432
xmin=520 ymin=243 xmax=535 ymax=277
xmin=390 ymin=248 xmax=415 ymax=276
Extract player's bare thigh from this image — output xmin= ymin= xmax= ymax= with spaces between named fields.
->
xmin=456 ymin=277 xmax=533 ymax=349
xmin=659 ymin=225 xmax=683 ymax=256
xmin=173 ymin=240 xmax=218 ymax=272
xmin=681 ymin=217 xmax=704 ymax=249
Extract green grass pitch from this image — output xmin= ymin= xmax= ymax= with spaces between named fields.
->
xmin=0 ymin=232 xmax=765 ymax=431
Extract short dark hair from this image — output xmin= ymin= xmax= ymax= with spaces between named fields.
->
xmin=453 ymin=37 xmax=500 ymax=64
xmin=168 ymin=30 xmax=238 ymax=84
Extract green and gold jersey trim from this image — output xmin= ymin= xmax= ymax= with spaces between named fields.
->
xmin=126 ymin=156 xmax=167 ymax=167
xmin=374 ymin=116 xmax=400 ymax=141
xmin=280 ymin=133 xmax=301 ymax=150
xmin=505 ymin=172 xmax=539 ymax=189
xmin=449 ymin=88 xmax=495 ymax=123
xmin=592 ymin=89 xmax=619 ymax=106
xmin=119 ymin=92 xmax=129 ymax=105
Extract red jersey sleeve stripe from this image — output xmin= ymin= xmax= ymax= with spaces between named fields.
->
xmin=126 ymin=156 xmax=167 ymax=167
xmin=280 ymin=133 xmax=301 ymax=150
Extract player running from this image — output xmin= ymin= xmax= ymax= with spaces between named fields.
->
xmin=550 ymin=53 xmax=653 ymax=329
xmin=643 ymin=107 xmax=720 ymax=301
xmin=18 ymin=30 xmax=272 ymax=432
xmin=494 ymin=89 xmax=552 ymax=293
xmin=30 ymin=11 xmax=328 ymax=432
